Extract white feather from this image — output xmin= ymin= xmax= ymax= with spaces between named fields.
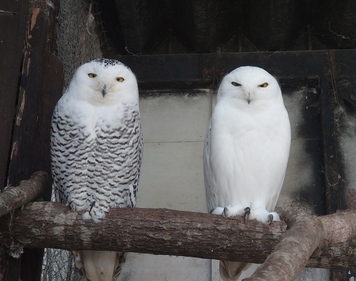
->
xmin=203 ymin=66 xmax=291 ymax=280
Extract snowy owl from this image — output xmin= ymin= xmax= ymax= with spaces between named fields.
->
xmin=203 ymin=66 xmax=291 ymax=281
xmin=51 ymin=58 xmax=143 ymax=281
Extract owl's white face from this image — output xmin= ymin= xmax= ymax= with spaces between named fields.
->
xmin=68 ymin=59 xmax=139 ymax=105
xmin=217 ymin=66 xmax=282 ymax=104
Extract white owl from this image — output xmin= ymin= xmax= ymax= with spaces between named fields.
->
xmin=203 ymin=66 xmax=291 ymax=281
xmin=51 ymin=58 xmax=143 ymax=281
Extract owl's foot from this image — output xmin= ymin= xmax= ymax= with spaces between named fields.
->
xmin=223 ymin=207 xmax=229 ymax=217
xmin=210 ymin=206 xmax=245 ymax=217
xmin=221 ymin=206 xmax=245 ymax=217
xmin=251 ymin=209 xmax=281 ymax=224
xmin=210 ymin=207 xmax=225 ymax=215
xmin=267 ymin=214 xmax=274 ymax=224
xmin=268 ymin=212 xmax=281 ymax=222
xmin=82 ymin=202 xmax=106 ymax=223
xmin=243 ymin=207 xmax=250 ymax=222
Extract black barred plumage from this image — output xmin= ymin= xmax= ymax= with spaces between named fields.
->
xmin=51 ymin=103 xmax=143 ymax=220
xmin=50 ymin=59 xmax=143 ymax=281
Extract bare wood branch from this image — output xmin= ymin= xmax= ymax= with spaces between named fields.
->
xmin=246 ymin=197 xmax=356 ymax=281
xmin=0 ymin=171 xmax=49 ymax=217
xmin=0 ymin=202 xmax=286 ymax=263
xmin=246 ymin=198 xmax=322 ymax=281
xmin=1 ymin=200 xmax=356 ymax=272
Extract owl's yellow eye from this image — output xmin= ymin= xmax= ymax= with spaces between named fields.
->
xmin=259 ymin=82 xmax=269 ymax=88
xmin=231 ymin=82 xmax=241 ymax=87
xmin=88 ymin=73 xmax=97 ymax=78
xmin=116 ymin=77 xmax=125 ymax=82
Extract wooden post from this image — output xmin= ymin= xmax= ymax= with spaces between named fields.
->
xmin=0 ymin=0 xmax=29 ymax=188
xmin=1 ymin=4 xmax=63 ymax=281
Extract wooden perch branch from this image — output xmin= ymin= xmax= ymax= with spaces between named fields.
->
xmin=0 ymin=202 xmax=286 ymax=263
xmin=245 ymin=198 xmax=320 ymax=281
xmin=1 ymin=199 xmax=356 ymax=276
xmin=246 ymin=197 xmax=356 ymax=281
xmin=1 ymin=183 xmax=356 ymax=281
xmin=0 ymin=171 xmax=48 ymax=217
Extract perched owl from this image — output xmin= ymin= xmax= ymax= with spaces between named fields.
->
xmin=203 ymin=66 xmax=291 ymax=281
xmin=51 ymin=58 xmax=143 ymax=281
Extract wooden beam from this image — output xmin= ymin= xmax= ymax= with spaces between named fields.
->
xmin=0 ymin=0 xmax=29 ymax=187
xmin=3 ymin=7 xmax=63 ymax=281
xmin=7 ymin=8 xmax=63 ymax=200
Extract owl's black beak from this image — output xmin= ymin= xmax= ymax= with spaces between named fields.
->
xmin=101 ymin=85 xmax=107 ymax=97
xmin=246 ymin=92 xmax=251 ymax=104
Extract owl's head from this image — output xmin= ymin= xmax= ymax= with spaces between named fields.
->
xmin=67 ymin=58 xmax=139 ymax=105
xmin=217 ymin=66 xmax=282 ymax=104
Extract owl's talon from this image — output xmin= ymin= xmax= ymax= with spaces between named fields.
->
xmin=223 ymin=207 xmax=229 ymax=217
xmin=267 ymin=214 xmax=274 ymax=224
xmin=243 ymin=207 xmax=250 ymax=222
xmin=89 ymin=201 xmax=95 ymax=214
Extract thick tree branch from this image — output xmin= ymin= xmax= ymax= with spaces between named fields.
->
xmin=246 ymin=197 xmax=356 ymax=281
xmin=245 ymin=198 xmax=321 ymax=281
xmin=1 ymin=200 xmax=356 ymax=273
xmin=0 ymin=202 xmax=286 ymax=263
xmin=0 ymin=171 xmax=48 ymax=217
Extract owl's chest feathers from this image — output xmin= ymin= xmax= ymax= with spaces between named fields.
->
xmin=214 ymin=101 xmax=282 ymax=139
xmin=56 ymin=102 xmax=141 ymax=153
xmin=209 ymin=103 xmax=290 ymax=170
xmin=77 ymin=101 xmax=137 ymax=129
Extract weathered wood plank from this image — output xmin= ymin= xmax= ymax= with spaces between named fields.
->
xmin=0 ymin=0 xmax=30 ymax=188
xmin=7 ymin=8 xmax=63 ymax=199
xmin=0 ymin=2 xmax=30 ymax=280
xmin=2 ymin=7 xmax=63 ymax=281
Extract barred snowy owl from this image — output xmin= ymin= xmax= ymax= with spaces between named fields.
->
xmin=203 ymin=66 xmax=291 ymax=281
xmin=51 ymin=58 xmax=143 ymax=281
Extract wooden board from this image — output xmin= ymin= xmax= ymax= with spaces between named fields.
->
xmin=0 ymin=0 xmax=30 ymax=188
xmin=2 ymin=8 xmax=63 ymax=281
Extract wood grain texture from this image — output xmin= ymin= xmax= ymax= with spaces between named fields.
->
xmin=1 ymin=200 xmax=356 ymax=275
xmin=0 ymin=171 xmax=48 ymax=217
xmin=0 ymin=0 xmax=30 ymax=187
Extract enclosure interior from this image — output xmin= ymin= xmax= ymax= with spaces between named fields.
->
xmin=1 ymin=0 xmax=356 ymax=280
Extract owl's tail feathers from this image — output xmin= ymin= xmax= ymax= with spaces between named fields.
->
xmin=219 ymin=260 xmax=250 ymax=281
xmin=73 ymin=250 xmax=126 ymax=281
